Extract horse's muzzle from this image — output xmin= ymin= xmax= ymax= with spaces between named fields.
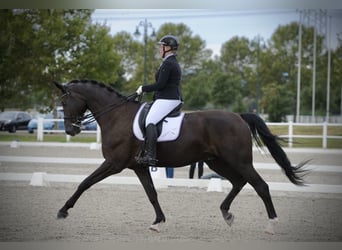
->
xmin=65 ymin=125 xmax=81 ymax=136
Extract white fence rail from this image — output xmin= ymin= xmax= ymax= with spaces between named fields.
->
xmin=37 ymin=118 xmax=101 ymax=143
xmin=267 ymin=121 xmax=342 ymax=148
xmin=36 ymin=118 xmax=342 ymax=148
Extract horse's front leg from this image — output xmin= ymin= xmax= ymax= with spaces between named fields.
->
xmin=134 ymin=167 xmax=165 ymax=232
xmin=57 ymin=160 xmax=117 ymax=219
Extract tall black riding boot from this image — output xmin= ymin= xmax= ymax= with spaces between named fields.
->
xmin=136 ymin=123 xmax=158 ymax=166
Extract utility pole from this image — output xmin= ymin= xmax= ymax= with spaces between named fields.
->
xmin=302 ymin=10 xmax=328 ymax=122
xmin=296 ymin=10 xmax=302 ymax=123
xmin=326 ymin=15 xmax=331 ymax=122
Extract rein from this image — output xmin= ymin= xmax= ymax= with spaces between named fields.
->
xmin=63 ymin=92 xmax=138 ymax=128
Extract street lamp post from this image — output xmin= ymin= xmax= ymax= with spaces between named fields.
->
xmin=134 ymin=18 xmax=156 ymax=85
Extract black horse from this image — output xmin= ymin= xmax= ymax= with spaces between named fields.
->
xmin=54 ymin=80 xmax=308 ymax=234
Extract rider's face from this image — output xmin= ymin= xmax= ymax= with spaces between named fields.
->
xmin=158 ymin=44 xmax=164 ymax=57
xmin=159 ymin=44 xmax=171 ymax=58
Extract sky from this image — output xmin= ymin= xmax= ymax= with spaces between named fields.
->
xmin=91 ymin=9 xmax=342 ymax=57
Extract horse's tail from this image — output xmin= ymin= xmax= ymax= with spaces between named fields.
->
xmin=240 ymin=113 xmax=309 ymax=186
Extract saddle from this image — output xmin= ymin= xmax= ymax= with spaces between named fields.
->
xmin=138 ymin=102 xmax=183 ymax=137
xmin=133 ymin=102 xmax=185 ymax=142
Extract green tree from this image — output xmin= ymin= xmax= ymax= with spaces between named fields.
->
xmin=182 ymin=60 xmax=221 ymax=109
xmin=68 ymin=23 xmax=124 ymax=89
xmin=330 ymin=36 xmax=342 ymax=115
xmin=0 ymin=9 xmax=126 ymax=111
xmin=112 ymin=31 xmax=141 ymax=92
xmin=220 ymin=36 xmax=252 ymax=77
xmin=265 ymin=22 xmax=326 ymax=117
xmin=0 ymin=9 xmax=95 ymax=110
xmin=125 ymin=31 xmax=158 ymax=89
xmin=261 ymin=82 xmax=294 ymax=122
xmin=211 ymin=72 xmax=244 ymax=110
xmin=219 ymin=36 xmax=254 ymax=111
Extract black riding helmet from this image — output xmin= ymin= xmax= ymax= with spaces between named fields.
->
xmin=158 ymin=35 xmax=179 ymax=57
xmin=158 ymin=35 xmax=179 ymax=50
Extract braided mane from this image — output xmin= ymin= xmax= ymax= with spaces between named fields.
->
xmin=68 ymin=79 xmax=123 ymax=98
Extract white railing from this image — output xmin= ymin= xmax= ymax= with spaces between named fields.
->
xmin=267 ymin=121 xmax=342 ymax=148
xmin=37 ymin=118 xmax=101 ymax=143
xmin=36 ymin=118 xmax=342 ymax=148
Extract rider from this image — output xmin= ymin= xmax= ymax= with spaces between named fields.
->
xmin=135 ymin=35 xmax=183 ymax=166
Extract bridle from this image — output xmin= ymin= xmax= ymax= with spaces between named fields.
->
xmin=60 ymin=90 xmax=138 ymax=128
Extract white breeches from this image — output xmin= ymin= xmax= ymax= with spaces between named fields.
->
xmin=145 ymin=99 xmax=182 ymax=126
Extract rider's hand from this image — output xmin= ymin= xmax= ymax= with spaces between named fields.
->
xmin=136 ymin=85 xmax=143 ymax=95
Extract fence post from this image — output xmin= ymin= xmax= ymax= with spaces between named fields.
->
xmin=322 ymin=122 xmax=327 ymax=148
xmin=37 ymin=117 xmax=44 ymax=141
xmin=288 ymin=121 xmax=293 ymax=148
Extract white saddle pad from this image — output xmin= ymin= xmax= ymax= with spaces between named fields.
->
xmin=132 ymin=102 xmax=185 ymax=142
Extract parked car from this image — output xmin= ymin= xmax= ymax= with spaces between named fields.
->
xmin=0 ymin=111 xmax=32 ymax=133
xmin=27 ymin=113 xmax=54 ymax=133
xmin=56 ymin=106 xmax=65 ymax=130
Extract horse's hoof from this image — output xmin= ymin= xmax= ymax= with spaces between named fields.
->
xmin=224 ymin=212 xmax=234 ymax=226
xmin=149 ymin=224 xmax=160 ymax=232
xmin=149 ymin=221 xmax=164 ymax=233
xmin=57 ymin=210 xmax=68 ymax=219
xmin=221 ymin=210 xmax=234 ymax=226
xmin=264 ymin=218 xmax=278 ymax=235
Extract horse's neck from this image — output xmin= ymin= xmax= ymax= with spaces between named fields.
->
xmin=87 ymin=98 xmax=114 ymax=114
xmin=87 ymin=96 xmax=138 ymax=130
xmin=79 ymin=87 xmax=120 ymax=114
xmin=73 ymin=88 xmax=118 ymax=122
xmin=72 ymin=83 xmax=138 ymax=129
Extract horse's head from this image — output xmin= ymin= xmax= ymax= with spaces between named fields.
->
xmin=53 ymin=81 xmax=87 ymax=136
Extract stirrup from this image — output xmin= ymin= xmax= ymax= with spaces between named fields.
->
xmin=135 ymin=156 xmax=158 ymax=166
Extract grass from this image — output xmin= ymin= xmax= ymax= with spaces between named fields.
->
xmin=0 ymin=131 xmax=97 ymax=143
xmin=1 ymin=124 xmax=342 ymax=148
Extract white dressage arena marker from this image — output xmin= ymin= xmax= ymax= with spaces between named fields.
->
xmin=10 ymin=140 xmax=19 ymax=148
xmin=207 ymin=178 xmax=223 ymax=192
xmin=149 ymin=167 xmax=166 ymax=179
xmin=149 ymin=167 xmax=167 ymax=189
xmin=89 ymin=143 xmax=100 ymax=150
xmin=30 ymin=172 xmax=50 ymax=187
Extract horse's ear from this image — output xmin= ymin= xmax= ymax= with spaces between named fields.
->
xmin=52 ymin=81 xmax=66 ymax=93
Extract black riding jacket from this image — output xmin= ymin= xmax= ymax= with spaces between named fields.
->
xmin=142 ymin=55 xmax=182 ymax=100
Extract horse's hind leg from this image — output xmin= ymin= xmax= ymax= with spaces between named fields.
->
xmin=206 ymin=159 xmax=247 ymax=226
xmin=57 ymin=160 xmax=117 ymax=219
xmin=236 ymin=163 xmax=278 ymax=234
